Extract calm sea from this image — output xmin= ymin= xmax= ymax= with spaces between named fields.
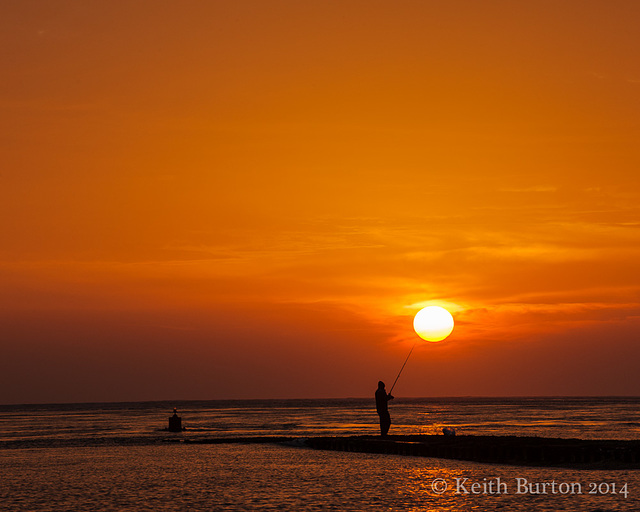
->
xmin=1 ymin=397 xmax=639 ymax=511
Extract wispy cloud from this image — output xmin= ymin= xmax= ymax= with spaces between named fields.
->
xmin=499 ymin=186 xmax=557 ymax=193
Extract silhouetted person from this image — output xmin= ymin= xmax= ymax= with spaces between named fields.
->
xmin=375 ymin=381 xmax=394 ymax=436
xmin=168 ymin=408 xmax=183 ymax=432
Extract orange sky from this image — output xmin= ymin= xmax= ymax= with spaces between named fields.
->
xmin=2 ymin=1 xmax=640 ymax=403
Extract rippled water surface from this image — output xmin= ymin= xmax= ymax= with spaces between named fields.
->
xmin=2 ymin=444 xmax=638 ymax=511
xmin=2 ymin=397 xmax=639 ymax=447
xmin=1 ymin=398 xmax=639 ymax=510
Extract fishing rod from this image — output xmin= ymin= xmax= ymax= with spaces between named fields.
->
xmin=389 ymin=343 xmax=416 ymax=395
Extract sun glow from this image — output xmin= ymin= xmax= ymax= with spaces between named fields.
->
xmin=413 ymin=306 xmax=454 ymax=342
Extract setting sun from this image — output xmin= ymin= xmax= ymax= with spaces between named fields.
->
xmin=413 ymin=306 xmax=454 ymax=342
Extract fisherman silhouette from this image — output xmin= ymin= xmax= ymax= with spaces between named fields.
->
xmin=168 ymin=408 xmax=183 ymax=432
xmin=375 ymin=381 xmax=394 ymax=436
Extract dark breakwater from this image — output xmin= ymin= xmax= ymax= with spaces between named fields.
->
xmin=182 ymin=434 xmax=640 ymax=469
xmin=304 ymin=435 xmax=640 ymax=469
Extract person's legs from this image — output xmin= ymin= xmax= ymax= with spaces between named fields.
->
xmin=379 ymin=411 xmax=391 ymax=436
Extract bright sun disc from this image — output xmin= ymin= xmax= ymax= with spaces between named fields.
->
xmin=413 ymin=306 xmax=454 ymax=342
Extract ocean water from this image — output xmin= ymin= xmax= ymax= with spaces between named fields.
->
xmin=1 ymin=397 xmax=639 ymax=511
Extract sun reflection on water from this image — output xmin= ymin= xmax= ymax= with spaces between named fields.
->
xmin=2 ymin=443 xmax=638 ymax=511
